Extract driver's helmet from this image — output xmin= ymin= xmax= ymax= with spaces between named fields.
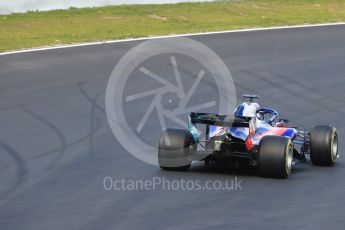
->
xmin=233 ymin=102 xmax=260 ymax=118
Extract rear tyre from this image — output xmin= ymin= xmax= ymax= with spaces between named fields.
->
xmin=258 ymin=136 xmax=293 ymax=179
xmin=310 ymin=125 xmax=338 ymax=166
xmin=158 ymin=128 xmax=193 ymax=171
xmin=160 ymin=165 xmax=191 ymax=171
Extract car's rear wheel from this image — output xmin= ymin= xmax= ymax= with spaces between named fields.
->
xmin=310 ymin=125 xmax=338 ymax=166
xmin=258 ymin=136 xmax=293 ymax=179
xmin=158 ymin=128 xmax=193 ymax=171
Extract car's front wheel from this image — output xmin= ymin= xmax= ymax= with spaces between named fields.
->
xmin=310 ymin=125 xmax=338 ymax=166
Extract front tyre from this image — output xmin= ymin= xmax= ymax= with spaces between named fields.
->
xmin=310 ymin=125 xmax=338 ymax=166
xmin=158 ymin=128 xmax=193 ymax=171
xmin=258 ymin=136 xmax=293 ymax=179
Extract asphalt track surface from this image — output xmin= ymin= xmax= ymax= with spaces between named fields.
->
xmin=1 ymin=25 xmax=345 ymax=230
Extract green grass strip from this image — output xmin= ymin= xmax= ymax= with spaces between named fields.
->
xmin=1 ymin=0 xmax=345 ymax=52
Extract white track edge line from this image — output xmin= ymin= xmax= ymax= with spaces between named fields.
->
xmin=1 ymin=22 xmax=344 ymax=56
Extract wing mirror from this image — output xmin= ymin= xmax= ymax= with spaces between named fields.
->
xmin=279 ymin=118 xmax=289 ymax=124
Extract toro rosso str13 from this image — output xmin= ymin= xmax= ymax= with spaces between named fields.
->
xmin=158 ymin=95 xmax=338 ymax=178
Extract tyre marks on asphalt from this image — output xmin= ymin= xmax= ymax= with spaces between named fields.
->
xmin=21 ymin=107 xmax=67 ymax=170
xmin=0 ymin=141 xmax=28 ymax=206
xmin=0 ymin=81 xmax=106 ymax=206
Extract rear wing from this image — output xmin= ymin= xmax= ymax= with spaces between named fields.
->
xmin=189 ymin=112 xmax=250 ymax=128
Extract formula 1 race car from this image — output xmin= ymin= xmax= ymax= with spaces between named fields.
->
xmin=158 ymin=95 xmax=338 ymax=178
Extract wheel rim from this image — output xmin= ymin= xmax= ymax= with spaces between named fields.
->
xmin=286 ymin=142 xmax=293 ymax=175
xmin=331 ymin=132 xmax=338 ymax=161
